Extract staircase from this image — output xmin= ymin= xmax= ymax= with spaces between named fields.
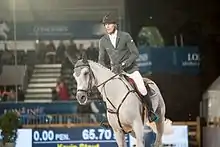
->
xmin=25 ymin=64 xmax=62 ymax=102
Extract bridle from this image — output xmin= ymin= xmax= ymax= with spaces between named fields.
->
xmin=74 ymin=63 xmax=95 ymax=96
xmin=74 ymin=63 xmax=120 ymax=95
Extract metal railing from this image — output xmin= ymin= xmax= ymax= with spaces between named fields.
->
xmin=21 ymin=113 xmax=202 ymax=147
xmin=21 ymin=113 xmax=107 ymax=128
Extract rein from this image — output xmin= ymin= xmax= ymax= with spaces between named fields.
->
xmin=74 ymin=63 xmax=136 ymax=133
xmin=74 ymin=63 xmax=122 ymax=93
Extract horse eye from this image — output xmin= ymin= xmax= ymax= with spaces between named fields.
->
xmin=84 ymin=72 xmax=89 ymax=76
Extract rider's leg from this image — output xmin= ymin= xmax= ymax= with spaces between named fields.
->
xmin=126 ymin=71 xmax=159 ymax=122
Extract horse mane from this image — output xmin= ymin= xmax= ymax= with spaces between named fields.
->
xmin=88 ymin=60 xmax=113 ymax=73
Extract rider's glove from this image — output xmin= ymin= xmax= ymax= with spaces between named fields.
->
xmin=121 ymin=62 xmax=126 ymax=69
xmin=111 ymin=64 xmax=123 ymax=74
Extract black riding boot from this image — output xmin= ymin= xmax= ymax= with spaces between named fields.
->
xmin=143 ymin=94 xmax=159 ymax=123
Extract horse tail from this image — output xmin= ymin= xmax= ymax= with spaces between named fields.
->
xmin=163 ymin=118 xmax=174 ymax=135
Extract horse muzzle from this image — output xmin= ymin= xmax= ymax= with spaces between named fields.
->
xmin=76 ymin=91 xmax=88 ymax=105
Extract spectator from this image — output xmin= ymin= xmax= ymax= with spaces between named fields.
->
xmin=1 ymin=44 xmax=14 ymax=65
xmin=56 ymin=40 xmax=66 ymax=63
xmin=0 ymin=88 xmax=15 ymax=102
xmin=17 ymin=86 xmax=25 ymax=101
xmin=87 ymin=42 xmax=98 ymax=61
xmin=45 ymin=40 xmax=56 ymax=64
xmin=7 ymin=89 xmax=16 ymax=102
xmin=35 ymin=39 xmax=46 ymax=64
xmin=52 ymin=88 xmax=58 ymax=101
xmin=67 ymin=39 xmax=78 ymax=61
xmin=55 ymin=78 xmax=70 ymax=101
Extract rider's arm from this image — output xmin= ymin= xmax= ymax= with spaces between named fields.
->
xmin=98 ymin=38 xmax=107 ymax=66
xmin=122 ymin=33 xmax=139 ymax=68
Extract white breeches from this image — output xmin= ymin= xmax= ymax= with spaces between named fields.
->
xmin=126 ymin=71 xmax=147 ymax=96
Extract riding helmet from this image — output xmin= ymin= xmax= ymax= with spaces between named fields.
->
xmin=102 ymin=13 xmax=118 ymax=24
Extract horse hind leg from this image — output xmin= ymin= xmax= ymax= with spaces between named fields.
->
xmin=154 ymin=109 xmax=165 ymax=147
xmin=132 ymin=118 xmax=144 ymax=147
xmin=153 ymin=120 xmax=164 ymax=147
xmin=114 ymin=130 xmax=127 ymax=147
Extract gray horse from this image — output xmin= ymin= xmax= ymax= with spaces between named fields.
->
xmin=73 ymin=56 xmax=167 ymax=147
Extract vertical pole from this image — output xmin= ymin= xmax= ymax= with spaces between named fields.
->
xmin=180 ymin=33 xmax=184 ymax=47
xmin=174 ymin=35 xmax=178 ymax=47
xmin=13 ymin=0 xmax=18 ymax=102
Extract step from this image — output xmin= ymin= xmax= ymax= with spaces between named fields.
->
xmin=32 ymin=73 xmax=60 ymax=78
xmin=24 ymin=99 xmax=52 ymax=103
xmin=28 ymin=83 xmax=56 ymax=88
xmin=30 ymin=78 xmax=58 ymax=83
xmin=35 ymin=64 xmax=62 ymax=68
xmin=26 ymin=88 xmax=52 ymax=93
xmin=33 ymin=68 xmax=61 ymax=73
xmin=62 ymin=69 xmax=73 ymax=74
xmin=25 ymin=93 xmax=52 ymax=98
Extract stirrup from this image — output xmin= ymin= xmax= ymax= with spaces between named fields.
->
xmin=148 ymin=111 xmax=159 ymax=123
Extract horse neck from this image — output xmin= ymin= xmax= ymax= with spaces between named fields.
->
xmin=88 ymin=61 xmax=129 ymax=108
xmin=88 ymin=61 xmax=115 ymax=85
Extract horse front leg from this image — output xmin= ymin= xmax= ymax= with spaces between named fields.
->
xmin=113 ymin=130 xmax=127 ymax=147
xmin=132 ymin=118 xmax=144 ymax=147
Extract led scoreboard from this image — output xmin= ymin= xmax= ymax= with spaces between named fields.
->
xmin=32 ymin=127 xmax=130 ymax=147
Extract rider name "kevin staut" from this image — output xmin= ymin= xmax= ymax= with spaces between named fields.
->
xmin=57 ymin=144 xmax=99 ymax=147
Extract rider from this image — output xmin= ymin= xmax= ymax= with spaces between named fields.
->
xmin=98 ymin=13 xmax=159 ymax=122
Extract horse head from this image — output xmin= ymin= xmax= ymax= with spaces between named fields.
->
xmin=73 ymin=52 xmax=96 ymax=105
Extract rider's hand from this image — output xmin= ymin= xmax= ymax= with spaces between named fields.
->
xmin=111 ymin=65 xmax=123 ymax=74
xmin=121 ymin=62 xmax=126 ymax=69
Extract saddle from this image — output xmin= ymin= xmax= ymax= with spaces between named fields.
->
xmin=123 ymin=75 xmax=155 ymax=99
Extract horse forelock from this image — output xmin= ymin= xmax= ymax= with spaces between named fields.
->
xmin=74 ymin=60 xmax=87 ymax=77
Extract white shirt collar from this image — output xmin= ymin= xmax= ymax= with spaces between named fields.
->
xmin=108 ymin=30 xmax=118 ymax=38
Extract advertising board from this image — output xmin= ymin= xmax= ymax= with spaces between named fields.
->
xmin=0 ymin=125 xmax=188 ymax=147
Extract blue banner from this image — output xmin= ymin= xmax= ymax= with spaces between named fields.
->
xmin=0 ymin=101 xmax=106 ymax=115
xmin=0 ymin=102 xmax=77 ymax=115
xmin=32 ymin=127 xmax=130 ymax=147
xmin=174 ymin=48 xmax=200 ymax=74
xmin=151 ymin=48 xmax=174 ymax=72
xmin=5 ymin=21 xmax=104 ymax=40
xmin=137 ymin=46 xmax=152 ymax=74
xmin=137 ymin=46 xmax=200 ymax=75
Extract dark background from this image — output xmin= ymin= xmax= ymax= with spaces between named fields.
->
xmin=126 ymin=0 xmax=220 ymax=120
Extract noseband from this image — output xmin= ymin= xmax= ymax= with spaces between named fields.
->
xmin=74 ymin=64 xmax=95 ymax=96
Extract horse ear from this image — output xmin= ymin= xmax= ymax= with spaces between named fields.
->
xmin=82 ymin=51 xmax=88 ymax=63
